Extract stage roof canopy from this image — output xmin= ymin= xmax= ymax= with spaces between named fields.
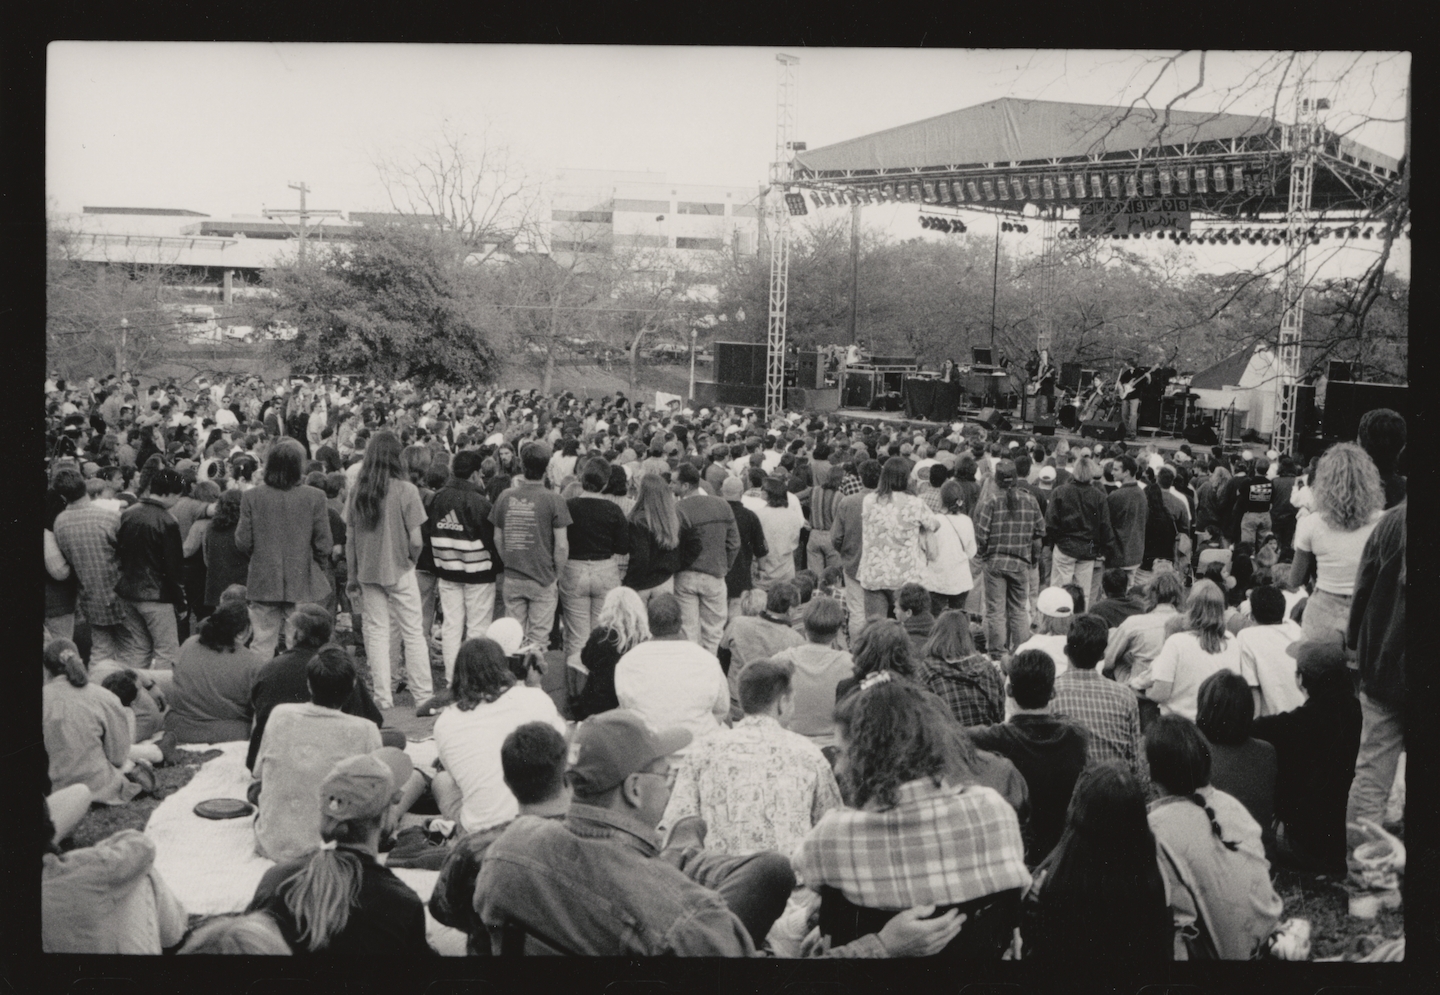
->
xmin=794 ymin=98 xmax=1401 ymax=217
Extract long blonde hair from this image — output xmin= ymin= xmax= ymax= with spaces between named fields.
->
xmin=1313 ymin=442 xmax=1383 ymax=532
xmin=596 ymin=586 xmax=651 ymax=653
xmin=1180 ymin=579 xmax=1229 ymax=654
xmin=629 ymin=473 xmax=679 ymax=550
xmin=275 ymin=815 xmax=377 ymax=952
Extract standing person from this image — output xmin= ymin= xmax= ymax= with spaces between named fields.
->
xmin=805 ymin=465 xmax=845 ymax=576
xmin=424 ymin=450 xmax=501 ymax=687
xmin=746 ymin=476 xmax=805 ymax=591
xmin=1044 ymin=457 xmax=1114 ymax=608
xmin=1344 ymin=498 xmax=1405 ymax=894
xmin=1267 ymin=457 xmax=1300 ymax=556
xmin=235 ymin=439 xmax=333 ymax=661
xmin=1146 ymin=580 xmax=1241 ymax=721
xmin=1144 ymin=716 xmax=1282 ymax=960
xmin=921 ymin=479 xmax=977 ymax=616
xmin=1194 ymin=464 xmax=1232 ymax=546
xmin=559 ymin=457 xmax=629 ymax=660
xmin=972 ymin=459 xmax=1045 ymax=655
xmin=45 ymin=488 xmax=78 ymax=643
xmin=1134 ymin=479 xmax=1178 ymax=590
xmin=829 ymin=459 xmax=880 ymax=638
xmin=1228 ymin=458 xmax=1274 ymax=547
xmin=1052 ymin=614 xmax=1149 ymax=787
xmin=1104 ymin=456 xmax=1147 ymax=591
xmin=855 ymin=457 xmax=940 ymax=625
xmin=624 ymin=473 xmax=693 ymax=602
xmin=673 ymin=463 xmax=739 ymax=654
xmin=1355 ymin=409 xmax=1406 ymax=509
xmin=1020 ymin=762 xmax=1171 ymax=964
xmin=200 ymin=490 xmax=250 ymax=620
xmin=53 ymin=466 xmax=142 ymax=665
xmin=1289 ymin=443 xmax=1385 ymax=645
xmin=344 ymin=430 xmax=435 ymax=714
xmin=180 ymin=480 xmax=222 ymax=624
xmin=114 ymin=468 xmax=189 ymax=671
xmin=490 ymin=441 xmax=573 ymax=652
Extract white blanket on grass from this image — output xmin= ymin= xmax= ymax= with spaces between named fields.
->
xmin=145 ymin=739 xmax=465 ymax=955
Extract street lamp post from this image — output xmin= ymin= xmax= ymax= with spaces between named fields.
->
xmin=688 ymin=326 xmax=699 ymax=402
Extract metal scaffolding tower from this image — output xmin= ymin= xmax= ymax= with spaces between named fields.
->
xmin=1273 ymin=79 xmax=1324 ymax=456
xmin=765 ymin=54 xmax=800 ymax=419
xmin=1037 ymin=207 xmax=1059 ymax=357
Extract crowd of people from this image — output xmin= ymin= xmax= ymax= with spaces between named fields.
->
xmin=41 ymin=368 xmax=1407 ymax=959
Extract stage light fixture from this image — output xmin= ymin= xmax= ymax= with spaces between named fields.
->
xmin=909 ymin=182 xmax=922 ymax=201
xmin=1142 ymin=171 xmax=1155 ymax=197
xmin=1043 ymin=177 xmax=1056 ymax=200
xmin=1363 ymin=227 xmax=1374 ymax=239
xmin=998 ymin=178 xmax=1013 ymax=200
xmin=1089 ymin=175 xmax=1103 ymax=199
xmin=938 ymin=181 xmax=953 ymax=204
xmin=1212 ymin=166 xmax=1227 ymax=193
xmin=1159 ymin=169 xmax=1173 ymax=196
xmin=981 ymin=180 xmax=996 ymax=201
xmin=1027 ymin=176 xmax=1042 ymax=200
xmin=922 ymin=181 xmax=937 ymax=203
xmin=1192 ymin=168 xmax=1207 ymax=194
xmin=1233 ymin=165 xmax=1246 ymax=193
xmin=1071 ymin=173 xmax=1085 ymax=198
xmin=822 ymin=192 xmax=836 ymax=206
xmin=964 ymin=180 xmax=979 ymax=202
xmin=1175 ymin=168 xmax=1189 ymax=195
xmin=1057 ymin=176 xmax=1071 ymax=199
xmin=1231 ymin=232 xmax=1242 ymax=244
xmin=809 ymin=193 xmax=823 ymax=208
xmin=784 ymin=193 xmax=809 ymax=216
xmin=1108 ymin=175 xmax=1121 ymax=199
xmin=957 ymin=220 xmax=967 ymax=233
xmin=1125 ymin=174 xmax=1138 ymax=198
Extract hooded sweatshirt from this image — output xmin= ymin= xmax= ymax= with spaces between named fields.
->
xmin=968 ymin=713 xmax=1090 ymax=866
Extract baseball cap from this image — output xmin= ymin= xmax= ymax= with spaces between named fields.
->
xmin=1037 ymin=587 xmax=1075 ymax=618
xmin=485 ymin=617 xmax=525 ymax=656
xmin=319 ymin=748 xmax=413 ymax=826
xmin=1039 ymin=466 xmax=1057 ymax=482
xmin=567 ymin=710 xmax=692 ymax=796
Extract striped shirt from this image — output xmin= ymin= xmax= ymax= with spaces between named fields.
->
xmin=793 ymin=778 xmax=1031 ymax=910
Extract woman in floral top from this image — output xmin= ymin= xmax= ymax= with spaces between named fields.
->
xmin=856 ymin=457 xmax=940 ymax=622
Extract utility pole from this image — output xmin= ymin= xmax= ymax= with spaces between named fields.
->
xmin=848 ymin=200 xmax=861 ymax=343
xmin=263 ymin=182 xmax=342 ymax=266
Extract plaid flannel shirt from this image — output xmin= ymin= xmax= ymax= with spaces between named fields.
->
xmin=840 ymin=473 xmax=864 ymax=497
xmin=792 ymin=778 xmax=1031 ymax=910
xmin=1052 ymin=668 xmax=1150 ymax=787
xmin=52 ymin=503 xmax=126 ymax=626
xmin=921 ymin=654 xmax=1006 ymax=727
xmin=972 ymin=488 xmax=1044 ymax=569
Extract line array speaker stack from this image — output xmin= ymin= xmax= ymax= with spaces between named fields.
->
xmin=714 ymin=382 xmax=767 ymax=407
xmin=797 ymin=351 xmax=824 ymax=390
xmin=714 ymin=341 xmax=768 ymax=386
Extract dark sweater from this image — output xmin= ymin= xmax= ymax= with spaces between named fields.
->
xmin=1089 ymin=595 xmax=1148 ymax=629
xmin=202 ymin=524 xmax=251 ymax=607
xmin=1347 ymin=502 xmax=1405 ymax=708
xmin=622 ymin=522 xmax=696 ymax=591
xmin=571 ymin=627 xmax=625 ymax=721
xmin=725 ymin=500 xmax=768 ymax=598
xmin=1206 ymin=737 xmax=1277 ymax=837
xmin=566 ymin=495 xmax=631 ymax=560
xmin=1045 ymin=480 xmax=1115 ymax=562
xmin=1105 ymin=484 xmax=1148 ymax=569
xmin=247 ymin=645 xmax=384 ymax=770
xmin=677 ymin=493 xmax=739 ymax=578
xmin=969 ymin=713 xmax=1090 ymax=866
xmin=1252 ymin=690 xmax=1362 ymax=869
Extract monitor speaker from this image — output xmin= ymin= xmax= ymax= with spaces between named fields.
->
xmin=1081 ymin=420 xmax=1126 ymax=442
xmin=972 ymin=346 xmax=994 ymax=366
xmin=1327 ymin=361 xmax=1354 ymax=383
xmin=1032 ymin=415 xmax=1057 ymax=436
xmin=976 ymin=407 xmax=1003 ymax=428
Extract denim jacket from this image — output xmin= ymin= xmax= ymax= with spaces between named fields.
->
xmin=474 ymin=804 xmax=756 ymax=956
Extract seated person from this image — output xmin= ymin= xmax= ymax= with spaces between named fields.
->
xmin=1145 ymin=715 xmax=1282 ymax=960
xmin=99 ymin=669 xmax=175 ymax=766
xmin=165 ymin=600 xmax=263 ymax=744
xmin=661 ymin=660 xmax=843 ymax=857
xmin=247 ymin=603 xmax=395 ymax=771
xmin=1234 ymin=585 xmax=1304 ymax=717
xmin=88 ymin=658 xmax=167 ymax=742
xmin=793 ymin=673 xmax=1033 ymax=960
xmin=967 ymin=651 xmax=1090 ymax=867
xmin=766 ymin=596 xmax=854 ymax=750
xmin=567 ymin=586 xmax=651 ymax=721
xmin=252 ymin=646 xmax=423 ymax=863
xmin=894 ymin=582 xmax=936 ymax=657
xmin=615 ymin=594 xmax=731 ymax=750
xmin=1011 ymin=588 xmax=1075 ymax=678
xmin=43 ymin=639 xmax=148 ymax=805
xmin=42 ymin=798 xmax=188 ymax=953
xmin=1194 ymin=671 xmax=1276 ymax=844
xmin=918 ymin=609 xmax=1005 ymax=728
xmin=718 ymin=583 xmax=806 ymax=720
xmin=248 ymin=748 xmax=435 ymax=956
xmin=835 ymin=619 xmax=917 ymax=701
xmin=432 ymin=637 xmax=567 ymax=834
xmin=475 ymin=709 xmax=961 ymax=957
xmin=429 ymin=722 xmax=573 ymax=955
xmin=177 ymin=911 xmax=292 ymax=955
xmin=1088 ymin=568 xmax=1148 ymax=629
xmin=1252 ymin=641 xmax=1362 ymax=873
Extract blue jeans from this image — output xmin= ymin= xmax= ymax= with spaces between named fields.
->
xmin=983 ymin=560 xmax=1030 ymax=653
xmin=559 ymin=559 xmax=620 ymax=658
xmin=674 ymin=570 xmax=728 ymax=654
xmin=1346 ymin=692 xmax=1405 ymax=852
xmin=503 ymin=573 xmax=560 ymax=651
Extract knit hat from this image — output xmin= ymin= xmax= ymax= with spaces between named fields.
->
xmin=567 ymin=709 xmax=691 ymax=796
xmin=318 ymin=748 xmax=413 ymax=826
xmin=1037 ymin=587 xmax=1075 ymax=618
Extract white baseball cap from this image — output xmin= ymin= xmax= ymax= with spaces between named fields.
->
xmin=485 ymin=617 xmax=525 ymax=656
xmin=1037 ymin=587 xmax=1075 ymax=618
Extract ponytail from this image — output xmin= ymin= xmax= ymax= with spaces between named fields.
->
xmin=44 ymin=639 xmax=88 ymax=688
xmin=1187 ymin=792 xmax=1239 ymax=852
xmin=276 ymin=848 xmax=365 ymax=952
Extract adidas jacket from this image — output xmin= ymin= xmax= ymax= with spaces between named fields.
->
xmin=422 ymin=477 xmax=500 ymax=584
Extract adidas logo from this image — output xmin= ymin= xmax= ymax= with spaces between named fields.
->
xmin=435 ymin=510 xmax=465 ymax=531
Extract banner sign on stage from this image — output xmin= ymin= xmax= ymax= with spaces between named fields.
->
xmin=1078 ymin=198 xmax=1192 ymax=237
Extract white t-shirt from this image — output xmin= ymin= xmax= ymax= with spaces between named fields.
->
xmin=1294 ymin=511 xmax=1383 ymax=596
xmin=1236 ymin=620 xmax=1304 ymax=717
xmin=1150 ymin=631 xmax=1241 ymax=721
xmin=432 ymin=685 xmax=566 ymax=833
xmin=614 ymin=639 xmax=730 ymax=751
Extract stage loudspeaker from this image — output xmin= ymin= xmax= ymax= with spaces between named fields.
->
xmin=1059 ymin=363 xmax=1082 ymax=390
xmin=1327 ymin=361 xmax=1354 ymax=383
xmin=1081 ymin=420 xmax=1126 ymax=442
xmin=714 ymin=382 xmax=767 ymax=407
xmin=691 ymin=380 xmax=718 ymax=406
xmin=789 ymin=387 xmax=840 ymax=413
xmin=714 ymin=342 xmax=768 ymax=386
xmin=975 ymin=407 xmax=1002 ymax=428
xmin=797 ymin=351 xmax=824 ymax=389
xmin=1032 ymin=415 xmax=1057 ymax=436
xmin=1183 ymin=424 xmax=1219 ymax=446
xmin=1322 ymin=381 xmax=1408 ymax=441
xmin=1079 ymin=370 xmax=1096 ymax=389
xmin=972 ymin=346 xmax=994 ymax=366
